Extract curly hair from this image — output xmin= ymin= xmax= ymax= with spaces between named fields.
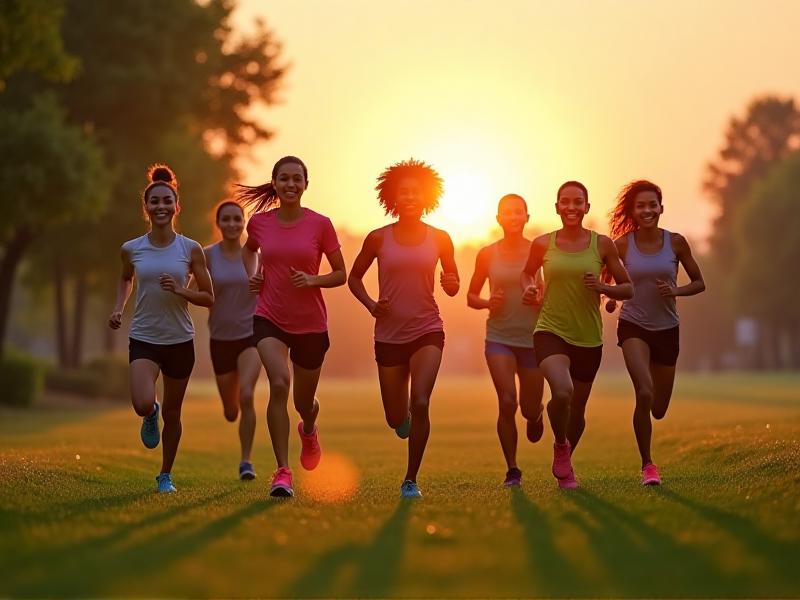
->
xmin=375 ymin=158 xmax=444 ymax=217
xmin=609 ymin=179 xmax=662 ymax=239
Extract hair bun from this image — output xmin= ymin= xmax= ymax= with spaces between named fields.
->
xmin=148 ymin=164 xmax=176 ymax=186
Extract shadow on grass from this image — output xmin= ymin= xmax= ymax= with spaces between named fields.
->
xmin=7 ymin=490 xmax=276 ymax=598
xmin=565 ymin=488 xmax=749 ymax=598
xmin=283 ymin=501 xmax=412 ymax=598
xmin=659 ymin=488 xmax=799 ymax=594
xmin=509 ymin=487 xmax=592 ymax=597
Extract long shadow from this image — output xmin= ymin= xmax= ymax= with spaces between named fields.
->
xmin=509 ymin=487 xmax=592 ymax=598
xmin=659 ymin=488 xmax=798 ymax=593
xmin=284 ymin=501 xmax=412 ymax=598
xmin=7 ymin=489 xmax=275 ymax=598
xmin=566 ymin=488 xmax=746 ymax=598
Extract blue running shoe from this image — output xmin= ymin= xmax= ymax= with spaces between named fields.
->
xmin=394 ymin=413 xmax=411 ymax=439
xmin=400 ymin=479 xmax=422 ymax=498
xmin=156 ymin=472 xmax=176 ymax=493
xmin=239 ymin=461 xmax=257 ymax=481
xmin=140 ymin=401 xmax=160 ymax=449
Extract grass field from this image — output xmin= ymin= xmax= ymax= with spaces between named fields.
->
xmin=1 ymin=373 xmax=799 ymax=599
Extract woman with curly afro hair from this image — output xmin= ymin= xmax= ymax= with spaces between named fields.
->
xmin=348 ymin=159 xmax=460 ymax=498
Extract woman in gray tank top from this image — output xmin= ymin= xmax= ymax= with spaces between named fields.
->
xmin=606 ymin=180 xmax=705 ymax=486
xmin=204 ymin=201 xmax=261 ymax=481
xmin=467 ymin=194 xmax=544 ymax=488
xmin=108 ymin=165 xmax=215 ymax=494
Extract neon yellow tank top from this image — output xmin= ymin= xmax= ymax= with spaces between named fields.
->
xmin=534 ymin=230 xmax=603 ymax=347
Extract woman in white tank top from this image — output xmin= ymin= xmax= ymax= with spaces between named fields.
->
xmin=108 ymin=164 xmax=214 ymax=494
xmin=606 ymin=180 xmax=705 ymax=486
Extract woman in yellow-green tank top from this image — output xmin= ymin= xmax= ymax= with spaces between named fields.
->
xmin=521 ymin=181 xmax=633 ymax=490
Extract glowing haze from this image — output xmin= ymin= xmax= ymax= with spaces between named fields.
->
xmin=233 ymin=1 xmax=800 ymax=247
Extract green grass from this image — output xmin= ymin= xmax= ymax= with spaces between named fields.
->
xmin=1 ymin=373 xmax=799 ymax=598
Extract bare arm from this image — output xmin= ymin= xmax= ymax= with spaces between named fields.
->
xmin=521 ymin=234 xmax=548 ymax=303
xmin=347 ymin=230 xmax=386 ymax=317
xmin=466 ymin=247 xmax=492 ymax=310
xmin=161 ymin=243 xmax=214 ymax=307
xmin=437 ymin=229 xmax=460 ymax=297
xmin=587 ymin=235 xmax=633 ymax=300
xmin=659 ymin=233 xmax=706 ymax=297
xmin=108 ymin=246 xmax=134 ymax=329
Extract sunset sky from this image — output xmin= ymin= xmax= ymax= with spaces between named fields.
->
xmin=233 ymin=1 xmax=800 ymax=247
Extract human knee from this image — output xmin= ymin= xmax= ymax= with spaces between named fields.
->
xmin=410 ymin=395 xmax=430 ymax=418
xmin=161 ymin=406 xmax=182 ymax=425
xmin=635 ymin=385 xmax=654 ymax=410
xmin=549 ymin=385 xmax=573 ymax=408
xmin=386 ymin=410 xmax=406 ymax=429
xmin=238 ymin=390 xmax=255 ymax=410
xmin=268 ymin=377 xmax=290 ymax=399
xmin=652 ymin=405 xmax=667 ymax=420
xmin=498 ymin=395 xmax=518 ymax=419
xmin=223 ymin=405 xmax=239 ymax=422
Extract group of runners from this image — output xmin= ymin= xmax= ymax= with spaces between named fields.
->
xmin=109 ymin=157 xmax=705 ymax=497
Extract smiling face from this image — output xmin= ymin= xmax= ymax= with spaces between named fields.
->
xmin=496 ymin=195 xmax=528 ymax=235
xmin=145 ymin=184 xmax=178 ymax=227
xmin=273 ymin=162 xmax=308 ymax=206
xmin=555 ymin=184 xmax=589 ymax=227
xmin=217 ymin=203 xmax=245 ymax=241
xmin=395 ymin=177 xmax=425 ymax=220
xmin=631 ymin=190 xmax=663 ymax=229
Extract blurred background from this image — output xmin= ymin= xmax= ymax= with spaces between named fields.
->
xmin=2 ymin=0 xmax=799 ymax=407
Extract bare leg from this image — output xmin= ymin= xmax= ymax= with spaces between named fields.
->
xmin=377 ymin=364 xmax=411 ymax=429
xmin=160 ymin=375 xmax=190 ymax=474
xmin=650 ymin=362 xmax=677 ymax=420
xmin=214 ymin=371 xmax=240 ymax=423
xmin=257 ymin=338 xmax=291 ymax=469
xmin=622 ymin=338 xmax=655 ymax=467
xmin=405 ymin=345 xmax=443 ymax=482
xmin=129 ymin=359 xmax=160 ymax=417
xmin=237 ymin=347 xmax=261 ymax=463
xmin=538 ymin=354 xmax=573 ymax=443
xmin=518 ymin=364 xmax=545 ymax=438
xmin=566 ymin=380 xmax=593 ymax=453
xmin=292 ymin=362 xmax=322 ymax=434
xmin=485 ymin=352 xmax=520 ymax=470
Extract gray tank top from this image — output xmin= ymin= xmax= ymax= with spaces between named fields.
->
xmin=124 ymin=233 xmax=195 ymax=344
xmin=486 ymin=241 xmax=539 ymax=348
xmin=206 ymin=243 xmax=256 ymax=340
xmin=619 ymin=229 xmax=679 ymax=331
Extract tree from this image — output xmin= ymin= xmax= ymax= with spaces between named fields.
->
xmin=0 ymin=0 xmax=77 ymax=88
xmin=733 ymin=151 xmax=800 ymax=369
xmin=0 ymin=94 xmax=109 ymax=359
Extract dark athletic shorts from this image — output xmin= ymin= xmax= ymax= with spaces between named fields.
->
xmin=375 ymin=331 xmax=445 ymax=367
xmin=617 ymin=319 xmax=680 ymax=367
xmin=129 ymin=338 xmax=195 ymax=379
xmin=533 ymin=331 xmax=602 ymax=383
xmin=484 ymin=341 xmax=538 ymax=370
xmin=210 ymin=336 xmax=255 ymax=375
xmin=252 ymin=316 xmax=329 ymax=370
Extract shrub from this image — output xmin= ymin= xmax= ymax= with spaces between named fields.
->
xmin=45 ymin=357 xmax=129 ymax=400
xmin=0 ymin=352 xmax=44 ymax=407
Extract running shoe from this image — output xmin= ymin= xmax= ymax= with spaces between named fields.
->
xmin=557 ymin=468 xmax=580 ymax=490
xmin=298 ymin=422 xmax=322 ymax=470
xmin=140 ymin=401 xmax=161 ymax=449
xmin=526 ymin=407 xmax=544 ymax=443
xmin=503 ymin=467 xmax=523 ymax=487
xmin=270 ymin=467 xmax=294 ymax=497
xmin=400 ymin=480 xmax=422 ymax=498
xmin=394 ymin=413 xmax=412 ymax=439
xmin=641 ymin=462 xmax=662 ymax=486
xmin=239 ymin=461 xmax=257 ymax=481
xmin=156 ymin=472 xmax=176 ymax=493
xmin=552 ymin=440 xmax=573 ymax=480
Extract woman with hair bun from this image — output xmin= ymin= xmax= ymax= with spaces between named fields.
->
xmin=108 ymin=164 xmax=214 ymax=493
xmin=237 ymin=156 xmax=346 ymax=498
xmin=348 ymin=159 xmax=460 ymax=499
xmin=204 ymin=200 xmax=261 ymax=481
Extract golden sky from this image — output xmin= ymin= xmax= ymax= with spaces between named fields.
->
xmin=233 ymin=0 xmax=800 ymax=247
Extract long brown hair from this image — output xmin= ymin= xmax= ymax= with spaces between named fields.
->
xmin=609 ymin=179 xmax=662 ymax=239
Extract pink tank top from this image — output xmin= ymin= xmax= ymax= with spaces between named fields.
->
xmin=375 ymin=224 xmax=443 ymax=344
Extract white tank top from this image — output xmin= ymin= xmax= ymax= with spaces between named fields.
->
xmin=124 ymin=233 xmax=195 ymax=344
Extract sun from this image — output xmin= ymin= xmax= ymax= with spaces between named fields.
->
xmin=427 ymin=169 xmax=497 ymax=245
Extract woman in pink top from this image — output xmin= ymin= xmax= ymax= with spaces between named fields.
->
xmin=237 ymin=156 xmax=347 ymax=498
xmin=348 ymin=159 xmax=460 ymax=499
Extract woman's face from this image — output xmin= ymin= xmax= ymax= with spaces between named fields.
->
xmin=217 ymin=204 xmax=245 ymax=240
xmin=632 ymin=191 xmax=663 ymax=229
xmin=556 ymin=185 xmax=589 ymax=227
xmin=395 ymin=177 xmax=425 ymax=220
xmin=145 ymin=185 xmax=178 ymax=226
xmin=496 ymin=197 xmax=528 ymax=235
xmin=273 ymin=162 xmax=307 ymax=206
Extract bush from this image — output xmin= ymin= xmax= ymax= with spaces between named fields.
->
xmin=0 ymin=352 xmax=44 ymax=407
xmin=45 ymin=357 xmax=129 ymax=400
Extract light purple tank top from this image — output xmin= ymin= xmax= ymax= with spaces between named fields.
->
xmin=206 ymin=243 xmax=256 ymax=341
xmin=375 ymin=224 xmax=443 ymax=344
xmin=619 ymin=229 xmax=679 ymax=331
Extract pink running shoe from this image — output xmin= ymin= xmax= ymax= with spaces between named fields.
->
xmin=641 ymin=463 xmax=662 ymax=486
xmin=270 ymin=467 xmax=293 ymax=497
xmin=552 ymin=441 xmax=573 ymax=479
xmin=298 ymin=422 xmax=322 ymax=471
xmin=557 ymin=468 xmax=580 ymax=489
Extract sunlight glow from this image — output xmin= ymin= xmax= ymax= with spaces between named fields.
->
xmin=298 ymin=452 xmax=360 ymax=503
